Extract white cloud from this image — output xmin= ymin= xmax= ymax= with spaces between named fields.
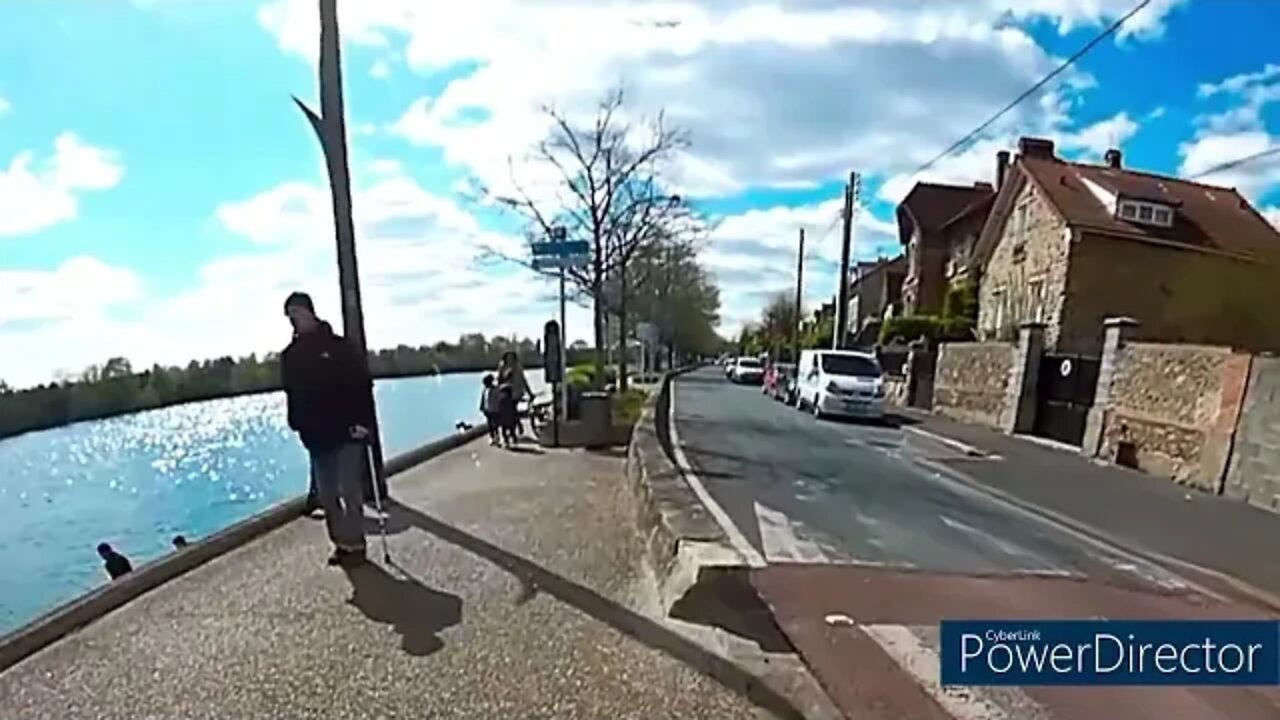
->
xmin=259 ymin=0 xmax=1180 ymax=202
xmin=703 ymin=199 xmax=901 ymax=335
xmin=1182 ymin=63 xmax=1280 ymax=201
xmin=370 ymin=59 xmax=391 ymax=79
xmin=0 ymin=96 xmax=10 ymax=117
xmin=0 ymin=168 xmax=587 ymax=388
xmin=0 ymin=133 xmax=124 ymax=237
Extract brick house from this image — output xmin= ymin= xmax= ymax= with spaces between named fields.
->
xmin=846 ymin=255 xmax=907 ymax=344
xmin=973 ymin=137 xmax=1280 ymax=354
xmin=895 ymin=180 xmax=996 ymax=314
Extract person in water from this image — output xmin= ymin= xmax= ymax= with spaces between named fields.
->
xmin=97 ymin=542 xmax=133 ymax=580
xmin=280 ymin=291 xmax=376 ymax=568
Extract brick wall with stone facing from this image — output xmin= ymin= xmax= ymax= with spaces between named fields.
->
xmin=932 ymin=342 xmax=1016 ymax=428
xmin=1095 ymin=341 xmax=1251 ymax=492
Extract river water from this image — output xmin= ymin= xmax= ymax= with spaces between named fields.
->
xmin=0 ymin=371 xmax=543 ymax=635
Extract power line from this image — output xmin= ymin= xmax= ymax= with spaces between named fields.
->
xmin=909 ymin=0 xmax=1153 ymax=178
xmin=1190 ymin=146 xmax=1280 ymax=181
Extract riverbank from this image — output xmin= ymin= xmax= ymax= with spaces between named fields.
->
xmin=0 ymin=436 xmax=798 ymax=719
xmin=0 ymin=373 xmax=537 ymax=634
xmin=0 ymin=354 xmax=579 ymax=443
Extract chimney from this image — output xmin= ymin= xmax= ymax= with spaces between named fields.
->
xmin=1104 ymin=148 xmax=1122 ymax=169
xmin=1018 ymin=137 xmax=1056 ymax=160
xmin=996 ymin=151 xmax=1010 ymax=190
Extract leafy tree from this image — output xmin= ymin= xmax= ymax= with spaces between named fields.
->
xmin=491 ymin=89 xmax=696 ymax=388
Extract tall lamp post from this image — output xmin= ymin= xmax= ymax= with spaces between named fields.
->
xmin=293 ymin=0 xmax=387 ymax=500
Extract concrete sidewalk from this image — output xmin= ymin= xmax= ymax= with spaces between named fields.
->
xmin=0 ymin=440 xmax=802 ymax=720
xmin=898 ymin=409 xmax=1280 ymax=605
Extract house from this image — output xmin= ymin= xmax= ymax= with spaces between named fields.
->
xmin=846 ymin=255 xmax=907 ymax=345
xmin=972 ymin=137 xmax=1280 ymax=354
xmin=896 ymin=179 xmax=997 ymax=314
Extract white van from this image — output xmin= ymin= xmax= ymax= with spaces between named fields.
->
xmin=795 ymin=349 xmax=886 ymax=420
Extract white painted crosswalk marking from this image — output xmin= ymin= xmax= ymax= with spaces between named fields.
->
xmin=754 ymin=501 xmax=829 ymax=563
xmin=862 ymin=624 xmax=1030 ymax=720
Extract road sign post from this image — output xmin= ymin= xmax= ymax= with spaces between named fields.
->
xmin=543 ymin=320 xmax=563 ymax=446
xmin=532 ymin=227 xmax=590 ymax=445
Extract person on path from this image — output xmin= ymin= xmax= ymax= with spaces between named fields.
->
xmin=496 ymin=381 xmax=519 ymax=447
xmin=480 ymin=374 xmax=503 ymax=445
xmin=280 ymin=291 xmax=375 ymax=568
xmin=97 ymin=542 xmax=132 ymax=580
xmin=496 ymin=352 xmax=533 ymax=441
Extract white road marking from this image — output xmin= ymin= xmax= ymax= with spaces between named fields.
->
xmin=905 ymin=427 xmax=1001 ymax=460
xmin=911 ymin=456 xmax=1231 ymax=604
xmin=754 ymin=501 xmax=829 ymax=563
xmin=938 ymin=514 xmax=1059 ymax=572
xmin=862 ymin=624 xmax=1017 ymax=720
xmin=668 ymin=383 xmax=767 ymax=568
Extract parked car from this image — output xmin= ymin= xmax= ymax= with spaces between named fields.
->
xmin=728 ymin=356 xmax=764 ymax=384
xmin=763 ymin=362 xmax=796 ymax=402
xmin=794 ymin=349 xmax=885 ymax=420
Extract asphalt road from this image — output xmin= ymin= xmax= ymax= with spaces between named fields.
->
xmin=673 ymin=367 xmax=1180 ymax=582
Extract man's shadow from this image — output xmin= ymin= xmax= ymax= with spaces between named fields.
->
xmin=341 ymin=561 xmax=462 ymax=657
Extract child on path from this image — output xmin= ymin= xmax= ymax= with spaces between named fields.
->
xmin=480 ymin=374 xmax=502 ymax=445
xmin=497 ymin=381 xmax=519 ymax=447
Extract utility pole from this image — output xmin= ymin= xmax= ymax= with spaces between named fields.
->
xmin=294 ymin=0 xmax=386 ymax=500
xmin=833 ymin=171 xmax=859 ymax=350
xmin=791 ymin=228 xmax=805 ymax=364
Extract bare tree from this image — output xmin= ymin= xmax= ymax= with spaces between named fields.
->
xmin=489 ymin=89 xmax=696 ymax=388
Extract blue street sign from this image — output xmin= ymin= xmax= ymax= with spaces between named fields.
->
xmin=531 ymin=240 xmax=590 ymax=257
xmin=532 ymin=254 xmax=590 ymax=271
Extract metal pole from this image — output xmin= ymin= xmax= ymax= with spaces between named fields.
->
xmin=298 ymin=0 xmax=386 ymax=500
xmin=559 ymin=266 xmax=568 ymax=423
xmin=833 ymin=172 xmax=857 ymax=350
xmin=792 ymin=228 xmax=805 ymax=363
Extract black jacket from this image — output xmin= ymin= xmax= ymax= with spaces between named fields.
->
xmin=280 ymin=321 xmax=376 ymax=452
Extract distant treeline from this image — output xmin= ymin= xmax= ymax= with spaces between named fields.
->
xmin=0 ymin=333 xmax=593 ymax=441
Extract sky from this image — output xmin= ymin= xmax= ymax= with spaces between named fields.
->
xmin=2 ymin=0 xmax=1279 ymax=388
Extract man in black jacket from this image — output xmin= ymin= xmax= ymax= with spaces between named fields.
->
xmin=281 ymin=291 xmax=375 ymax=567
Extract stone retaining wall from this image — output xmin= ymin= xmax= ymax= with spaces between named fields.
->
xmin=932 ymin=342 xmax=1016 ymax=428
xmin=1097 ymin=342 xmax=1251 ymax=492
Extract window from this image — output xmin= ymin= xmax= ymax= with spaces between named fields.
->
xmin=1027 ymin=279 xmax=1045 ymax=323
xmin=1117 ymin=200 xmax=1174 ymax=227
xmin=820 ymin=354 xmax=882 ymax=378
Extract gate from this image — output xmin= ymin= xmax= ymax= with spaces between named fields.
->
xmin=1032 ymin=352 xmax=1100 ymax=446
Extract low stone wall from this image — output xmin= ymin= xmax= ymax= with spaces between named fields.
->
xmin=932 ymin=342 xmax=1015 ymax=428
xmin=883 ymin=375 xmax=909 ymax=407
xmin=1097 ymin=343 xmax=1250 ymax=492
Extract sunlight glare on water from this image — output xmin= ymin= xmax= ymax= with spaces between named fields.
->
xmin=0 ymin=371 xmax=541 ymax=634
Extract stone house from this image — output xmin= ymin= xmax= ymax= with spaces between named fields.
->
xmin=846 ymin=255 xmax=906 ymax=344
xmin=972 ymin=136 xmax=1280 ymax=354
xmin=895 ymin=180 xmax=996 ymax=314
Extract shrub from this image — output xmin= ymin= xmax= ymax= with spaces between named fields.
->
xmin=942 ymin=278 xmax=979 ymax=322
xmin=879 ymin=315 xmax=976 ymax=345
xmin=566 ymin=363 xmax=618 ymax=389
xmin=612 ymin=387 xmax=650 ymax=425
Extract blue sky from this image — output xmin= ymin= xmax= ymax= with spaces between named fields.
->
xmin=1 ymin=0 xmax=1278 ymax=387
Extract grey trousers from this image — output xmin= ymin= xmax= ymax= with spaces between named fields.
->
xmin=310 ymin=443 xmax=367 ymax=551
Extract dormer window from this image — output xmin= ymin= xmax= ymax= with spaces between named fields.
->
xmin=1117 ymin=199 xmax=1174 ymax=228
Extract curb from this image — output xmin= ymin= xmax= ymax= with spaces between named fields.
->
xmin=624 ymin=365 xmax=741 ymax=612
xmin=0 ymin=425 xmax=489 ymax=674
